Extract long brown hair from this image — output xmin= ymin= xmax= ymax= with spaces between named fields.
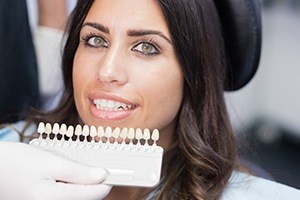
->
xmin=29 ymin=0 xmax=237 ymax=199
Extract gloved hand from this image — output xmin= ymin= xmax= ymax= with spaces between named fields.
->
xmin=0 ymin=142 xmax=112 ymax=200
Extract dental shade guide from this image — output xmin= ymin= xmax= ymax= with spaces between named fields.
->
xmin=30 ymin=122 xmax=164 ymax=187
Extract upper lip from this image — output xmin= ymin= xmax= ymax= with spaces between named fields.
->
xmin=88 ymin=91 xmax=137 ymax=106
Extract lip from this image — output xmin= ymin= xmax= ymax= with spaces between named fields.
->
xmin=88 ymin=91 xmax=138 ymax=121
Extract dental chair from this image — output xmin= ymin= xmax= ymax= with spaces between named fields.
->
xmin=215 ymin=0 xmax=274 ymax=180
xmin=215 ymin=0 xmax=261 ymax=91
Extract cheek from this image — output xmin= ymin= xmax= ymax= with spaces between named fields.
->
xmin=73 ymin=52 xmax=88 ymax=87
xmin=73 ymin=55 xmax=84 ymax=101
xmin=158 ymin=74 xmax=183 ymax=118
xmin=73 ymin=50 xmax=96 ymax=93
xmin=72 ymin=57 xmax=84 ymax=117
xmin=139 ymin=65 xmax=184 ymax=129
xmin=72 ymin=51 xmax=94 ymax=113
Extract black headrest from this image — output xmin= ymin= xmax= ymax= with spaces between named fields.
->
xmin=214 ymin=0 xmax=262 ymax=91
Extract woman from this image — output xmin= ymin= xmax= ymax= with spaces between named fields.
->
xmin=39 ymin=0 xmax=235 ymax=198
xmin=0 ymin=0 xmax=299 ymax=200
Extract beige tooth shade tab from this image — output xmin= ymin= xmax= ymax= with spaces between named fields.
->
xmin=75 ymin=125 xmax=82 ymax=136
xmin=45 ymin=123 xmax=52 ymax=134
xmin=128 ymin=128 xmax=135 ymax=145
xmin=52 ymin=123 xmax=60 ymax=135
xmin=105 ymin=126 xmax=112 ymax=143
xmin=82 ymin=125 xmax=90 ymax=137
xmin=105 ymin=127 xmax=112 ymax=138
xmin=151 ymin=129 xmax=159 ymax=146
xmin=112 ymin=127 xmax=121 ymax=143
xmin=90 ymin=126 xmax=97 ymax=142
xmin=37 ymin=122 xmax=45 ymax=139
xmin=97 ymin=126 xmax=105 ymax=143
xmin=59 ymin=123 xmax=67 ymax=136
xmin=66 ymin=125 xmax=74 ymax=138
xmin=135 ymin=128 xmax=143 ymax=145
xmin=143 ymin=128 xmax=150 ymax=145
xmin=44 ymin=123 xmax=52 ymax=140
xmin=120 ymin=127 xmax=128 ymax=144
xmin=75 ymin=125 xmax=82 ymax=141
xmin=37 ymin=122 xmax=45 ymax=135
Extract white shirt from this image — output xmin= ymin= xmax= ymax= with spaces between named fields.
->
xmin=222 ymin=171 xmax=300 ymax=200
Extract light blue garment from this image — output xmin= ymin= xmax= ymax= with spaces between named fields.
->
xmin=222 ymin=171 xmax=300 ymax=200
xmin=0 ymin=121 xmax=35 ymax=142
xmin=145 ymin=172 xmax=300 ymax=199
xmin=1 ymin=122 xmax=300 ymax=199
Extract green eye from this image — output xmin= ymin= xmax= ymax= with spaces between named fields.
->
xmin=87 ymin=36 xmax=108 ymax=48
xmin=133 ymin=42 xmax=159 ymax=55
xmin=141 ymin=43 xmax=154 ymax=54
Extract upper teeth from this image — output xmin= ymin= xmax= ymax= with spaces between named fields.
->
xmin=93 ymin=99 xmax=134 ymax=111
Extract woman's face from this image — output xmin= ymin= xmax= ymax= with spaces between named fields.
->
xmin=73 ymin=0 xmax=183 ymax=145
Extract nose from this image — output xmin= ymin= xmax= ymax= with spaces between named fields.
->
xmin=96 ymin=46 xmax=128 ymax=85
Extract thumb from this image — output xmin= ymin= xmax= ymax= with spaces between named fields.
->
xmin=49 ymin=157 xmax=108 ymax=184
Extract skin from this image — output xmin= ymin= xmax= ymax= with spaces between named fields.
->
xmin=73 ymin=0 xmax=184 ymax=198
xmin=38 ymin=0 xmax=68 ymax=29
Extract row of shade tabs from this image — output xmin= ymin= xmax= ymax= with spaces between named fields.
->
xmin=36 ymin=122 xmax=160 ymax=145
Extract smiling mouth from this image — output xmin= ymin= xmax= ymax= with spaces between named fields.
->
xmin=93 ymin=99 xmax=137 ymax=111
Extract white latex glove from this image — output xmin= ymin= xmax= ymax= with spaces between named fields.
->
xmin=0 ymin=142 xmax=112 ymax=200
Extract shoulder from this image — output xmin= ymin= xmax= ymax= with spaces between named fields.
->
xmin=222 ymin=171 xmax=300 ymax=200
xmin=0 ymin=121 xmax=36 ymax=142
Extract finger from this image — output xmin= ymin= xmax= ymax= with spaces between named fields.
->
xmin=48 ymin=157 xmax=108 ymax=184
xmin=54 ymin=183 xmax=112 ymax=200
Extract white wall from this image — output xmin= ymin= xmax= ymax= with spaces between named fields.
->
xmin=226 ymin=4 xmax=300 ymax=138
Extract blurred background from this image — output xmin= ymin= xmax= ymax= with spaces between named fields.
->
xmin=23 ymin=0 xmax=300 ymax=189
xmin=226 ymin=0 xmax=300 ymax=189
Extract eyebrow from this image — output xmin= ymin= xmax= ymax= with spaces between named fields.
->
xmin=127 ymin=29 xmax=172 ymax=44
xmin=81 ymin=22 xmax=172 ymax=44
xmin=82 ymin=22 xmax=109 ymax=34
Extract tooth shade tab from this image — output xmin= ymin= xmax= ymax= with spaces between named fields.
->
xmin=59 ymin=123 xmax=67 ymax=135
xmin=75 ymin=125 xmax=82 ymax=136
xmin=112 ymin=127 xmax=121 ymax=139
xmin=143 ymin=128 xmax=151 ymax=140
xmin=136 ymin=128 xmax=142 ymax=145
xmin=52 ymin=123 xmax=60 ymax=134
xmin=136 ymin=128 xmax=142 ymax=140
xmin=66 ymin=125 xmax=74 ymax=138
xmin=128 ymin=128 xmax=135 ymax=140
xmin=45 ymin=123 xmax=52 ymax=134
xmin=90 ymin=126 xmax=97 ymax=137
xmin=143 ymin=128 xmax=151 ymax=146
xmin=151 ymin=129 xmax=159 ymax=141
xmin=120 ymin=127 xmax=128 ymax=139
xmin=97 ymin=126 xmax=105 ymax=137
xmin=151 ymin=129 xmax=159 ymax=146
xmin=105 ymin=126 xmax=112 ymax=138
xmin=82 ymin=125 xmax=90 ymax=137
xmin=37 ymin=122 xmax=45 ymax=134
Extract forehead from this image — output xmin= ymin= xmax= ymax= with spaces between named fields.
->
xmin=84 ymin=0 xmax=169 ymax=34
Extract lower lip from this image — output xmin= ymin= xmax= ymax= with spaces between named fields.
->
xmin=89 ymin=100 xmax=136 ymax=121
